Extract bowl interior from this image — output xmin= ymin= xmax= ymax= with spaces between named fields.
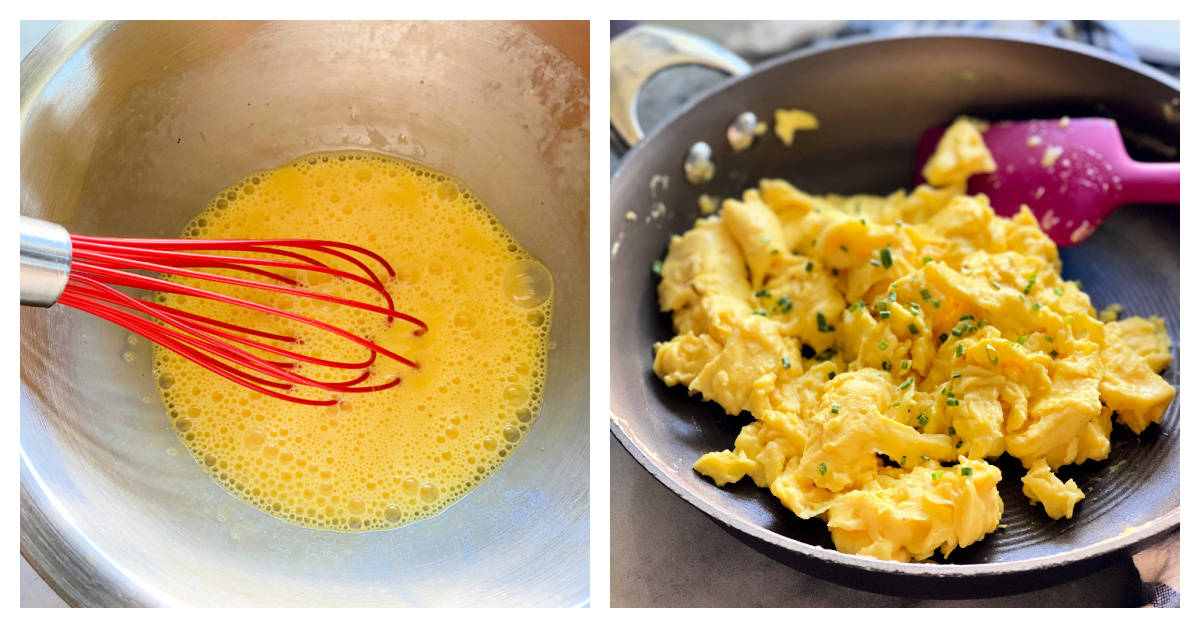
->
xmin=22 ymin=20 xmax=589 ymax=607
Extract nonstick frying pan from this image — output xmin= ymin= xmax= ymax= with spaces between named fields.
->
xmin=610 ymin=27 xmax=1179 ymax=598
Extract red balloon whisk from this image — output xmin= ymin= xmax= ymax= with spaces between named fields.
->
xmin=20 ymin=216 xmax=426 ymax=405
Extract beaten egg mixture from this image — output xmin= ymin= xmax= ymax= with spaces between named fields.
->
xmin=653 ymin=118 xmax=1174 ymax=562
xmin=155 ymin=151 xmax=552 ymax=531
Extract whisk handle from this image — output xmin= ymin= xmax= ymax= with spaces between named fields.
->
xmin=20 ymin=216 xmax=72 ymax=307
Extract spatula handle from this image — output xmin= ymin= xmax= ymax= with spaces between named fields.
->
xmin=1116 ymin=161 xmax=1180 ymax=205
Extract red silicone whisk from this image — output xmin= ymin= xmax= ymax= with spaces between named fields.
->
xmin=20 ymin=216 xmax=426 ymax=406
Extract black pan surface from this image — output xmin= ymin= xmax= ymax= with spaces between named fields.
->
xmin=610 ymin=33 xmax=1179 ymax=598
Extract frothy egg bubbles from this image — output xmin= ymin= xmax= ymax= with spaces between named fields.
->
xmin=152 ymin=151 xmax=552 ymax=531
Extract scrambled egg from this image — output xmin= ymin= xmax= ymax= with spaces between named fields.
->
xmin=653 ymin=117 xmax=1176 ymax=563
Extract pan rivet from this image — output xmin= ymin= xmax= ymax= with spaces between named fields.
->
xmin=727 ymin=112 xmax=760 ymax=152
xmin=684 ymin=141 xmax=715 ymax=185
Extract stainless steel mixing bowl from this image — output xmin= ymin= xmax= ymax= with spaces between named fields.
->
xmin=20 ymin=20 xmax=589 ymax=607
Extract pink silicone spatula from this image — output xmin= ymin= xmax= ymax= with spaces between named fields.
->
xmin=914 ymin=118 xmax=1179 ymax=247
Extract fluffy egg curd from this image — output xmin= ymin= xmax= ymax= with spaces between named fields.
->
xmin=155 ymin=152 xmax=552 ymax=531
xmin=652 ymin=117 xmax=1175 ymax=563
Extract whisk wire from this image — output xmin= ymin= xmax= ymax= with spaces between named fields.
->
xmin=52 ymin=235 xmax=425 ymax=405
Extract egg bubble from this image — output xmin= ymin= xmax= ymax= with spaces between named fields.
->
xmin=502 ymin=260 xmax=552 ymax=308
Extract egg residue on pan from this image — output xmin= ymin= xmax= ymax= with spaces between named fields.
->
xmin=154 ymin=151 xmax=552 ymax=531
xmin=652 ymin=117 xmax=1175 ymax=562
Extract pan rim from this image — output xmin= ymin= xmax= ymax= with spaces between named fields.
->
xmin=610 ymin=30 xmax=1180 ymax=581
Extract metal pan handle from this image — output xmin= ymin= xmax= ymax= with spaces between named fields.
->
xmin=610 ymin=25 xmax=750 ymax=148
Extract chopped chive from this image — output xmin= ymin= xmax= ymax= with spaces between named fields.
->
xmin=985 ymin=343 xmax=999 ymax=365
xmin=1016 ymin=334 xmax=1029 ymax=345
xmin=952 ymin=372 xmax=962 ymax=378
xmin=770 ymin=248 xmax=780 ymax=255
xmin=955 ymin=344 xmax=964 ymax=357
xmin=955 ymin=439 xmax=964 ymax=447
xmin=652 ymin=260 xmax=663 ymax=274
xmin=870 ymin=259 xmax=881 ymax=267
xmin=753 ymin=308 xmax=767 ymax=316
xmin=815 ymin=348 xmax=837 ymax=361
xmin=1044 ymin=335 xmax=1054 ymax=343
xmin=778 ymin=295 xmax=794 ymax=313
xmin=947 ymin=398 xmax=960 ymax=407
xmin=860 ymin=218 xmax=867 ymax=226
xmin=755 ymin=289 xmax=770 ymax=298
xmin=920 ymin=288 xmax=933 ymax=301
xmin=819 ymin=462 xmax=828 ymax=475
xmin=878 ymin=340 xmax=888 ymax=350
xmin=805 ymin=261 xmax=814 ymax=272
xmin=939 ymin=333 xmax=949 ymax=343
xmin=951 ymin=328 xmax=962 ymax=337
xmin=908 ymin=323 xmax=920 ymax=335
xmin=978 ymin=318 xmax=988 ymax=328
xmin=991 ymin=280 xmax=1001 ymax=290
xmin=921 ymin=455 xmax=931 ymax=461
xmin=933 ymin=300 xmax=942 ymax=309
xmin=839 ymin=244 xmax=849 ymax=252
xmin=1054 ymin=287 xmax=1064 ymax=296
xmin=932 ymin=470 xmax=944 ymax=481
xmin=948 ymin=426 xmax=956 ymax=436
xmin=880 ymin=247 xmax=893 ymax=269
xmin=899 ymin=377 xmax=914 ymax=390
xmin=901 ymin=360 xmax=910 ymax=370
xmin=816 ymin=312 xmax=834 ymax=332
xmin=886 ymin=291 xmax=897 ymax=302
xmin=828 ymin=371 xmax=836 ymax=380
xmin=1065 ymin=315 xmax=1075 ymax=325
xmin=959 ymin=314 xmax=975 ymax=321
xmin=882 ymin=360 xmax=893 ymax=371
xmin=1050 ymin=349 xmax=1059 ymax=358
xmin=781 ymin=356 xmax=791 ymax=369
xmin=900 ymin=456 xmax=908 ymax=466
xmin=917 ymin=413 xmax=930 ymax=426
xmin=1024 ymin=273 xmax=1037 ymax=294
xmin=1032 ymin=302 xmax=1042 ymax=312
xmin=891 ymin=401 xmax=901 ymax=407
xmin=922 ymin=256 xmax=933 ymax=265
xmin=761 ymin=237 xmax=771 ymax=245
xmin=832 ymin=268 xmax=839 ymax=276
xmin=831 ymin=404 xmax=840 ymax=415
xmin=961 ymin=467 xmax=974 ymax=477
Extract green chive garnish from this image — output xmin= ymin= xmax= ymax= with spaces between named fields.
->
xmin=917 ymin=413 xmax=929 ymax=426
xmin=932 ymin=470 xmax=944 ymax=481
xmin=899 ymin=377 xmax=914 ymax=390
xmin=961 ymin=467 xmax=973 ymax=477
xmin=908 ymin=323 xmax=920 ymax=335
xmin=880 ymin=248 xmax=893 ymax=269
xmin=901 ymin=360 xmax=909 ymax=370
xmin=805 ymin=261 xmax=814 ymax=272
xmin=882 ymin=360 xmax=892 ymax=371
xmin=920 ymin=289 xmax=932 ymax=301
xmin=819 ymin=462 xmax=828 ymax=475
xmin=755 ymin=289 xmax=770 ymax=298
xmin=879 ymin=340 xmax=888 ymax=350
xmin=1016 ymin=334 xmax=1029 ymax=345
xmin=782 ymin=356 xmax=791 ymax=369
xmin=652 ymin=260 xmax=663 ymax=274
xmin=831 ymin=404 xmax=840 ymax=415
xmin=955 ymin=344 xmax=964 ymax=357
xmin=985 ymin=343 xmax=999 ymax=365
